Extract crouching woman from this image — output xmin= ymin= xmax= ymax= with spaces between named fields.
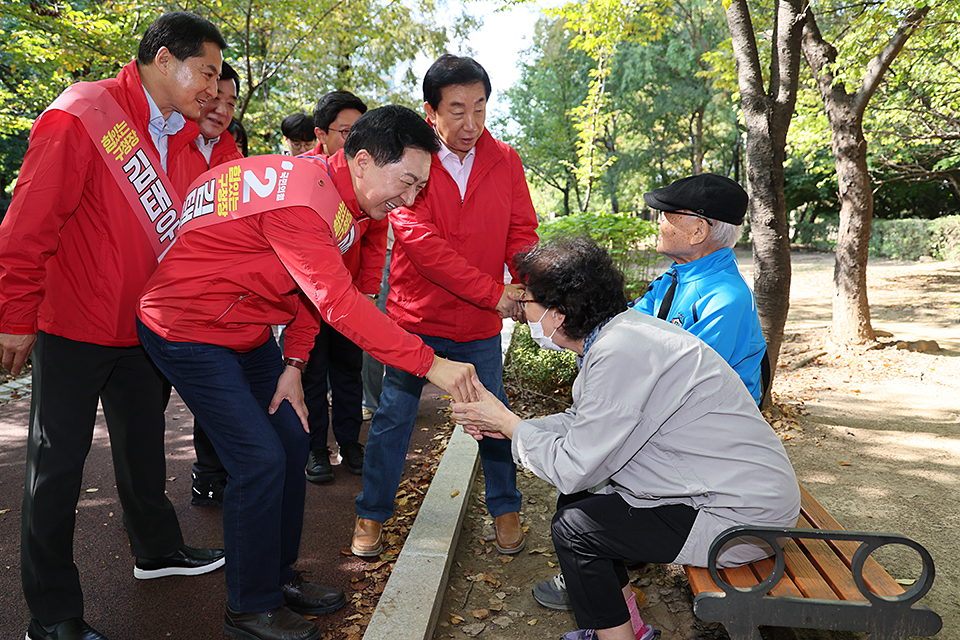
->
xmin=452 ymin=237 xmax=800 ymax=640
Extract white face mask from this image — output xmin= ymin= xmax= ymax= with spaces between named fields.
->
xmin=528 ymin=307 xmax=564 ymax=351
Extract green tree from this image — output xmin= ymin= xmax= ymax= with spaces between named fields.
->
xmin=800 ymin=2 xmax=930 ymax=345
xmin=503 ymin=17 xmax=591 ymax=216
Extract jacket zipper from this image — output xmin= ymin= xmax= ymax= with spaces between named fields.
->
xmin=212 ymin=294 xmax=250 ymax=324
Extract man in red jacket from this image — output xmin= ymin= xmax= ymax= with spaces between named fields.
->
xmin=178 ymin=59 xmax=245 ymax=507
xmin=0 ymin=12 xmax=228 ymax=640
xmin=352 ymin=55 xmax=539 ymax=558
xmin=137 ymin=105 xmax=479 ymax=640
xmin=296 ymin=90 xmax=377 ymax=483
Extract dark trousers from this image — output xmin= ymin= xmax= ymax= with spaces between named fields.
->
xmin=139 ymin=321 xmax=306 ymax=612
xmin=552 ymin=491 xmax=697 ymax=630
xmin=21 ymin=332 xmax=184 ymax=625
xmin=302 ymin=321 xmax=363 ymax=451
xmin=192 ymin=420 xmax=226 ymax=485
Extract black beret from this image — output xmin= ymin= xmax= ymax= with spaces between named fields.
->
xmin=643 ymin=173 xmax=748 ymax=226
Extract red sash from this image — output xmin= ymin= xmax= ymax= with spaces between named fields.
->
xmin=46 ymin=82 xmax=183 ymax=262
xmin=173 ymin=155 xmax=356 ymax=259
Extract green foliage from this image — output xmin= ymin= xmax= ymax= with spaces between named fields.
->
xmin=791 ymin=215 xmax=838 ymax=252
xmin=502 ymin=17 xmax=591 ymax=216
xmin=869 ymin=218 xmax=935 ymax=260
xmin=538 ymin=210 xmax=658 ymax=298
xmin=931 ymin=215 xmax=960 ymax=261
xmin=506 ymin=0 xmax=740 ymax=217
xmin=503 ymin=323 xmax=578 ymax=400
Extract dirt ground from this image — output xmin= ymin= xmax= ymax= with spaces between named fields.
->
xmin=432 ymin=250 xmax=960 ymax=640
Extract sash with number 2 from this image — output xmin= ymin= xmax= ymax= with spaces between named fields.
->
xmin=172 ymin=155 xmax=356 ymax=260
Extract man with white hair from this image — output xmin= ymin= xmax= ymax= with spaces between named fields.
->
xmin=631 ymin=172 xmax=766 ymax=404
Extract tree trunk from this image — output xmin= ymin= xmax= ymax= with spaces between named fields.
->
xmin=801 ymin=5 xmax=929 ymax=345
xmin=725 ymin=0 xmax=805 ymax=407
xmin=830 ymin=109 xmax=875 ymax=343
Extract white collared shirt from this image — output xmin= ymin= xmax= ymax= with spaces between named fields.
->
xmin=142 ymin=87 xmax=186 ymax=170
xmin=437 ymin=141 xmax=476 ymax=199
xmin=195 ymin=135 xmax=219 ymax=166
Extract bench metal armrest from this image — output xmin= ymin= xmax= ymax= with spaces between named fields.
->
xmin=705 ymin=526 xmax=935 ymax=607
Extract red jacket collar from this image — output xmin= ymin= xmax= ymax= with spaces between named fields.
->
xmin=115 ymin=60 xmax=200 ymax=146
xmin=327 ymin=149 xmax=363 ymax=219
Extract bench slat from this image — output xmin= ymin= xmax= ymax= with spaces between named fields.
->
xmin=750 ymin=556 xmax=802 ymax=597
xmin=799 ymin=485 xmax=905 ymax=598
xmin=781 ymin=538 xmax=840 ymax=600
xmin=684 ymin=565 xmax=720 ymax=595
xmin=719 ymin=564 xmax=761 ymax=591
xmin=795 ymin=517 xmax=866 ymax=600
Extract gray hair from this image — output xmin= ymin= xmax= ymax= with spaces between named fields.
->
xmin=710 ymin=220 xmax=743 ymax=249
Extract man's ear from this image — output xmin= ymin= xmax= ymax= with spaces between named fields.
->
xmin=153 ymin=46 xmax=173 ymax=77
xmin=423 ymin=101 xmax=436 ymax=126
xmin=352 ymin=149 xmax=371 ymax=178
xmin=689 ymin=219 xmax=710 ymax=246
xmin=315 ymin=127 xmax=327 ymax=153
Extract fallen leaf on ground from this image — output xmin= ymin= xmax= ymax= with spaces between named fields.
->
xmin=450 ymin=614 xmax=465 ymax=625
xmin=462 ymin=622 xmax=485 ymax=637
xmin=472 ymin=609 xmax=489 ymax=619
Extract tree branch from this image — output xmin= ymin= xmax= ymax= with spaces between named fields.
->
xmin=853 ymin=5 xmax=930 ymax=114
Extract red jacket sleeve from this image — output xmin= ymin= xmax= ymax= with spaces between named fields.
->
xmin=262 ymin=208 xmax=434 ymax=376
xmin=502 ymin=147 xmax=540 ymax=280
xmin=0 ymin=110 xmax=91 ymax=334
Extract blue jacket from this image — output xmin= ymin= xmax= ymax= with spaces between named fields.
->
xmin=632 ymin=248 xmax=766 ymax=402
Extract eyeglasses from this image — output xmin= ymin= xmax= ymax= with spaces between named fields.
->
xmin=658 ymin=209 xmax=714 ymax=226
xmin=328 ymin=127 xmax=352 ymax=140
xmin=288 ymin=140 xmax=314 ymax=154
xmin=518 ymin=294 xmax=537 ymax=311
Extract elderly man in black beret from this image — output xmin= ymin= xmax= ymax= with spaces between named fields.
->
xmin=531 ymin=173 xmax=768 ymax=613
xmin=630 ymin=173 xmax=766 ymax=400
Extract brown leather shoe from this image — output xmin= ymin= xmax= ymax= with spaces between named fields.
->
xmin=351 ymin=517 xmax=384 ymax=557
xmin=494 ymin=511 xmax=525 ymax=554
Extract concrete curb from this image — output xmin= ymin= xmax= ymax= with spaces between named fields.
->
xmin=362 ymin=425 xmax=480 ymax=640
xmin=363 ymin=320 xmax=514 ymax=640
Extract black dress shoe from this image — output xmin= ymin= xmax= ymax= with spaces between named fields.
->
xmin=281 ymin=571 xmax=346 ymax=615
xmin=305 ymin=447 xmax=333 ymax=483
xmin=26 ymin=618 xmax=110 ymax=640
xmin=339 ymin=440 xmax=364 ymax=475
xmin=134 ymin=544 xmax=225 ymax=579
xmin=224 ymin=605 xmax=320 ymax=640
xmin=191 ymin=472 xmax=226 ymax=506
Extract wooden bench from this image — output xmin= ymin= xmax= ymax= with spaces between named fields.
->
xmin=684 ymin=485 xmax=942 ymax=640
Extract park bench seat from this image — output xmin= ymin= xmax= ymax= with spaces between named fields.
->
xmin=684 ymin=484 xmax=942 ymax=640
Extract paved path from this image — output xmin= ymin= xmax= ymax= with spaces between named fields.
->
xmin=0 ymin=382 xmax=447 ymax=639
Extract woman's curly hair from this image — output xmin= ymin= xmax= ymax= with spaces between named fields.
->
xmin=515 ymin=236 xmax=627 ymax=341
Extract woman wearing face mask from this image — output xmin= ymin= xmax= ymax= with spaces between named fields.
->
xmin=452 ymin=236 xmax=800 ymax=640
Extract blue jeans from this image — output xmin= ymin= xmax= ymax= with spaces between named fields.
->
xmin=138 ymin=320 xmax=306 ymax=613
xmin=356 ymin=333 xmax=521 ymax=522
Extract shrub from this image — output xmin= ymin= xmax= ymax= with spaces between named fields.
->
xmin=869 ymin=218 xmax=937 ymax=261
xmin=503 ymin=324 xmax=578 ymax=405
xmin=931 ymin=215 xmax=960 ymax=261
xmin=538 ymin=211 xmax=658 ymax=299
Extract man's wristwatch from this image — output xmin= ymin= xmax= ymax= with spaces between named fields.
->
xmin=283 ymin=357 xmax=306 ymax=371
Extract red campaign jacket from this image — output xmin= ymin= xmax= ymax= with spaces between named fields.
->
xmin=136 ymin=154 xmax=434 ymax=376
xmin=171 ymin=133 xmax=243 ymax=186
xmin=304 ymin=143 xmax=388 ymax=294
xmin=0 ymin=61 xmax=202 ymax=346
xmin=387 ymin=128 xmax=539 ymax=341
